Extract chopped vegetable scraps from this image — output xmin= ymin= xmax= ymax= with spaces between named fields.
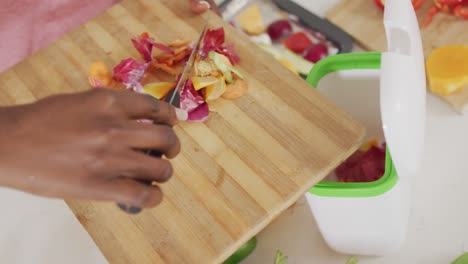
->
xmin=335 ymin=140 xmax=386 ymax=183
xmin=88 ymin=26 xmax=247 ymax=123
xmin=222 ymin=79 xmax=248 ymax=100
xmin=204 ymin=77 xmax=227 ymax=100
xmin=113 ymin=58 xmax=148 ymax=92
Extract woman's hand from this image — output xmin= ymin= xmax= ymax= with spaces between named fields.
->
xmin=189 ymin=0 xmax=221 ymax=15
xmin=0 ymin=89 xmax=187 ymax=209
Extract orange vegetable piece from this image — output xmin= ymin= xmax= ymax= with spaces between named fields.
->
xmin=143 ymin=82 xmax=176 ymax=99
xmin=173 ymin=46 xmax=189 ymax=55
xmin=222 ymin=78 xmax=248 ymax=99
xmin=155 ymin=53 xmax=174 ymax=62
xmin=153 ymin=62 xmax=178 ymax=76
xmin=191 ymin=76 xmax=219 ymax=90
xmin=426 ymin=45 xmax=468 ymax=96
xmin=205 ymin=77 xmax=227 ymax=100
xmin=88 ymin=61 xmax=114 ymax=88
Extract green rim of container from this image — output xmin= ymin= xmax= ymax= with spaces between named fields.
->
xmin=306 ymin=52 xmax=398 ymax=198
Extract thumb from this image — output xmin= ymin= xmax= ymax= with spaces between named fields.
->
xmin=190 ymin=0 xmax=221 ymax=15
xmin=190 ymin=0 xmax=211 ymax=14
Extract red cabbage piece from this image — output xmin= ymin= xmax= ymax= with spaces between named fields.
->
xmin=335 ymin=144 xmax=386 ymax=182
xmin=113 ymin=58 xmax=148 ymax=92
xmin=131 ymin=35 xmax=154 ymax=62
xmin=219 ymin=44 xmax=240 ymax=65
xmin=180 ymin=79 xmax=209 ymax=122
xmin=188 ymin=102 xmax=209 ymax=122
xmin=131 ymin=34 xmax=173 ymax=62
xmin=200 ymin=27 xmax=240 ymax=65
xmin=153 ymin=42 xmax=173 ymax=54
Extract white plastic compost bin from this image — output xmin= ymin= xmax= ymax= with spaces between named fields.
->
xmin=304 ymin=0 xmax=426 ymax=256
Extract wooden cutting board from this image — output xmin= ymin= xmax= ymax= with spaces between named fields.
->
xmin=326 ymin=0 xmax=468 ymax=113
xmin=0 ymin=0 xmax=365 ymax=263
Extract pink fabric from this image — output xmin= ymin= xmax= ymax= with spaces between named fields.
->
xmin=0 ymin=0 xmax=120 ymax=73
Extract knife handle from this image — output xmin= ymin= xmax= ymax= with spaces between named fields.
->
xmin=117 ymin=150 xmax=162 ymax=214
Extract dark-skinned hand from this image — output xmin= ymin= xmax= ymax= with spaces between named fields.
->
xmin=0 ymin=89 xmax=187 ymax=209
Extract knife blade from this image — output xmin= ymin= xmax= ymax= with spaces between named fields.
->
xmin=165 ymin=22 xmax=208 ymax=108
xmin=118 ymin=22 xmax=209 ymax=215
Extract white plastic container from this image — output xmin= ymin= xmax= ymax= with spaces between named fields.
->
xmin=304 ymin=0 xmax=426 ymax=256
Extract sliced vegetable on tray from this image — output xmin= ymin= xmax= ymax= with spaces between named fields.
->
xmin=283 ymin=32 xmax=313 ymax=54
xmin=267 ymin=20 xmax=293 ymax=41
xmin=230 ymin=2 xmax=340 ymax=77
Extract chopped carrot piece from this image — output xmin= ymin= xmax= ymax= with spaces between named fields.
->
xmin=222 ymin=78 xmax=248 ymax=99
xmin=154 ymin=53 xmax=174 ymax=61
xmin=153 ymin=62 xmax=178 ymax=76
xmin=173 ymin=46 xmax=189 ymax=55
xmin=169 ymin=39 xmax=191 ymax=48
xmin=88 ymin=61 xmax=113 ymax=88
xmin=172 ymin=51 xmax=187 ymax=62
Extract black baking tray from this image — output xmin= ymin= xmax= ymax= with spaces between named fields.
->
xmin=218 ymin=0 xmax=353 ymax=54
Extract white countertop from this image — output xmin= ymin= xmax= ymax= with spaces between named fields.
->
xmin=1 ymin=1 xmax=467 ymax=263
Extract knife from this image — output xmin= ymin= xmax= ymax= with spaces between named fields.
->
xmin=117 ymin=23 xmax=209 ymax=214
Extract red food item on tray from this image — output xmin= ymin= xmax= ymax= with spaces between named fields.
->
xmin=304 ymin=43 xmax=329 ymax=63
xmin=283 ymin=32 xmax=313 ymax=54
xmin=267 ymin=19 xmax=293 ymax=42
xmin=335 ymin=143 xmax=386 ymax=183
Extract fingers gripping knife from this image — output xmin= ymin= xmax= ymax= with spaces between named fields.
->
xmin=117 ymin=23 xmax=208 ymax=214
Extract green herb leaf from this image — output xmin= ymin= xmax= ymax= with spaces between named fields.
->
xmin=346 ymin=256 xmax=359 ymax=264
xmin=274 ymin=250 xmax=288 ymax=264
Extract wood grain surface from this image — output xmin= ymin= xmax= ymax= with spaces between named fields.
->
xmin=326 ymin=0 xmax=468 ymax=113
xmin=0 ymin=0 xmax=365 ymax=263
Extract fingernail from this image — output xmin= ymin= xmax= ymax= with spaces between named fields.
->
xmin=128 ymin=206 xmax=142 ymax=214
xmin=175 ymin=108 xmax=188 ymax=121
xmin=117 ymin=203 xmax=142 ymax=214
xmin=198 ymin=0 xmax=211 ymax=9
